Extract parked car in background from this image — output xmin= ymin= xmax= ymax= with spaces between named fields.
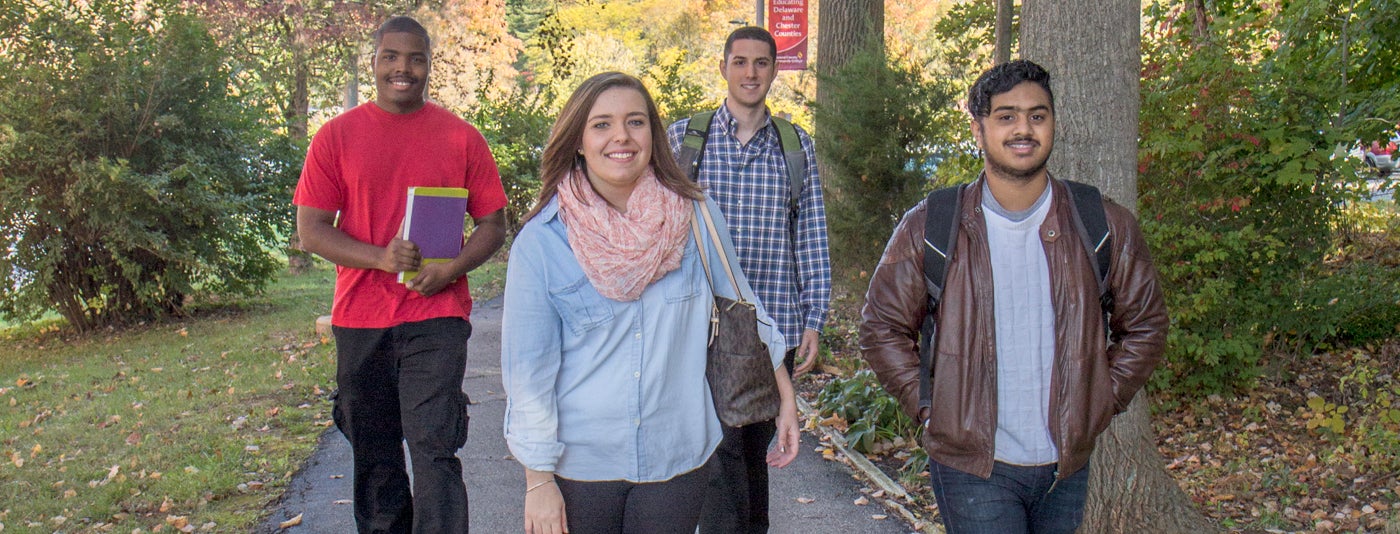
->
xmin=1362 ymin=134 xmax=1397 ymax=178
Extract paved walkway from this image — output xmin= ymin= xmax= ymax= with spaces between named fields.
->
xmin=258 ymin=297 xmax=919 ymax=533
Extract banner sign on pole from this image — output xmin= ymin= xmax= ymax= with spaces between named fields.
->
xmin=769 ymin=0 xmax=808 ymax=71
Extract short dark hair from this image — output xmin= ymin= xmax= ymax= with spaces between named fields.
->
xmin=724 ymin=26 xmax=777 ymax=60
xmin=967 ymin=59 xmax=1053 ymax=119
xmin=373 ymin=16 xmax=431 ymax=51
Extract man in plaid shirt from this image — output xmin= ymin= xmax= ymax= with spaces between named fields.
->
xmin=666 ymin=26 xmax=832 ymax=534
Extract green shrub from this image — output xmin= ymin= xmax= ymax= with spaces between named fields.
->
xmin=466 ymin=81 xmax=554 ymax=231
xmin=1284 ymin=264 xmax=1400 ymax=349
xmin=1139 ymin=0 xmax=1400 ymax=394
xmin=646 ymin=47 xmax=711 ymax=124
xmin=0 ymin=0 xmax=299 ymax=332
xmin=813 ymin=49 xmax=962 ymax=292
xmin=815 ymin=370 xmax=918 ymax=455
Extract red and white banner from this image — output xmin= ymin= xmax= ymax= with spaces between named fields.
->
xmin=769 ymin=0 xmax=808 ymax=71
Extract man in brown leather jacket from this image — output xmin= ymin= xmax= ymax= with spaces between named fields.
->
xmin=859 ymin=60 xmax=1167 ymax=534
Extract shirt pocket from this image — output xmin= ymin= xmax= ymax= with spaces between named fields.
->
xmin=666 ymin=240 xmax=703 ymax=304
xmin=547 ymin=275 xmax=616 ymax=337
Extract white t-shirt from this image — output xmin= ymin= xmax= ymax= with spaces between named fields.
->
xmin=982 ymin=182 xmax=1058 ymax=466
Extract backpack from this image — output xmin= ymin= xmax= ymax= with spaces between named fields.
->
xmin=675 ymin=109 xmax=808 ymax=219
xmin=916 ymin=180 xmax=1115 ymax=414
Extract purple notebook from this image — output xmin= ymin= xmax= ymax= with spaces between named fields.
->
xmin=399 ymin=187 xmax=469 ymax=284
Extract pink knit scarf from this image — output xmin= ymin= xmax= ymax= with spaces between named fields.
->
xmin=556 ymin=167 xmax=693 ymax=302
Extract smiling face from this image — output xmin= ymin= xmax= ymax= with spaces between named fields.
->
xmin=580 ymin=87 xmax=652 ymax=210
xmin=972 ymin=81 xmax=1056 ymax=183
xmin=721 ymin=38 xmax=777 ymax=112
xmin=372 ymin=31 xmax=430 ymax=114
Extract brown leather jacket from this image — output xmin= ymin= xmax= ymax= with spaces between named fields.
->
xmin=859 ymin=177 xmax=1167 ymax=479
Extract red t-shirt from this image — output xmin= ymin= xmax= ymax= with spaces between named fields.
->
xmin=294 ymin=102 xmax=508 ymax=328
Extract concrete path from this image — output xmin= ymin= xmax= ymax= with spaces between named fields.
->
xmin=258 ymin=297 xmax=918 ymax=533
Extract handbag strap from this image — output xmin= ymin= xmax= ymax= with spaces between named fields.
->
xmin=690 ymin=210 xmax=716 ymax=294
xmin=691 ymin=201 xmax=747 ymax=302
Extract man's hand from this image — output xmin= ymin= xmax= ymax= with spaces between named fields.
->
xmin=381 ymin=236 xmax=421 ymax=274
xmin=404 ymin=261 xmax=458 ymax=297
xmin=792 ymin=329 xmax=821 ymax=376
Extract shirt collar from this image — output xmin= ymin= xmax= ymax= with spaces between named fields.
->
xmin=716 ymin=100 xmax=776 ymax=140
xmin=538 ymin=194 xmax=562 ymax=223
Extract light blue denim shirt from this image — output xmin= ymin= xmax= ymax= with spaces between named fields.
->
xmin=502 ymin=195 xmax=786 ymax=482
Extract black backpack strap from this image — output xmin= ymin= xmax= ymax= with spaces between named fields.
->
xmin=677 ymin=110 xmax=717 ymax=181
xmin=917 ymin=183 xmax=967 ymax=414
xmin=1063 ymin=180 xmax=1114 ymax=331
xmin=770 ymin=115 xmax=807 ymax=220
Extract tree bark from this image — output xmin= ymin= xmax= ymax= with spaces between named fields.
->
xmin=1021 ymin=0 xmax=1140 ymax=203
xmin=1021 ymin=1 xmax=1217 ymax=531
xmin=815 ymin=0 xmax=883 ymax=77
xmin=993 ymin=0 xmax=1014 ymax=66
xmin=345 ymin=48 xmax=360 ymax=110
xmin=285 ymin=27 xmax=315 ymax=275
xmin=1191 ymin=0 xmax=1209 ymax=42
xmin=814 ymin=0 xmax=882 ymax=289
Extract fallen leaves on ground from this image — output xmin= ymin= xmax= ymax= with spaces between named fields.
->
xmin=1155 ymin=340 xmax=1400 ymax=533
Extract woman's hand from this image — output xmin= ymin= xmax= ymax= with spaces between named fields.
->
xmin=524 ymin=470 xmax=567 ymax=534
xmin=767 ymin=368 xmax=801 ymax=468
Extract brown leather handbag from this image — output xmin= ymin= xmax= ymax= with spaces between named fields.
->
xmin=692 ymin=202 xmax=780 ymax=428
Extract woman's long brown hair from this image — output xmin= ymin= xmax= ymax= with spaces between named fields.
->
xmin=521 ymin=71 xmax=702 ymax=224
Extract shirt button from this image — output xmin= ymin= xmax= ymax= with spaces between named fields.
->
xmin=635 ymin=333 xmax=642 ymax=339
xmin=634 ymin=371 xmax=641 ymax=378
xmin=634 ymin=418 xmax=641 ymax=426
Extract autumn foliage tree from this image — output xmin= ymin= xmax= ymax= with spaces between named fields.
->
xmin=0 ymin=0 xmax=300 ymax=331
xmin=186 ymin=0 xmax=388 ymax=140
xmin=417 ymin=0 xmax=524 ymax=112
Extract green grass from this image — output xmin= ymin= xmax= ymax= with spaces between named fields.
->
xmin=0 ymin=259 xmax=504 ymax=533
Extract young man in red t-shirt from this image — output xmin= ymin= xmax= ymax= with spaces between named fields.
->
xmin=293 ymin=16 xmax=507 ymax=533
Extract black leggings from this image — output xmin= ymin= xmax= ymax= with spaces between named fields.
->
xmin=555 ymin=459 xmax=713 ymax=534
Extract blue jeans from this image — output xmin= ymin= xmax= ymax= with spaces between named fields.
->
xmin=928 ymin=459 xmax=1089 ymax=534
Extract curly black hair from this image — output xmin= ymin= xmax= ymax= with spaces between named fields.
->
xmin=967 ymin=59 xmax=1053 ymax=119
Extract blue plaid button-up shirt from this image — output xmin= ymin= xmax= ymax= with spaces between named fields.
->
xmin=667 ymin=103 xmax=832 ymax=346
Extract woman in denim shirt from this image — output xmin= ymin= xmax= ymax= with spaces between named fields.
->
xmin=501 ymin=72 xmax=800 ymax=534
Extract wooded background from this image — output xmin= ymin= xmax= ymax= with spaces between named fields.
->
xmin=2 ymin=1 xmax=1398 ymax=530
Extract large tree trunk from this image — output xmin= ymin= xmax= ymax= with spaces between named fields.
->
xmin=814 ymin=0 xmax=881 ymax=288
xmin=1021 ymin=1 xmax=1217 ymax=532
xmin=993 ymin=0 xmax=1014 ymax=65
xmin=815 ymin=0 xmax=882 ymax=75
xmin=1021 ymin=0 xmax=1139 ymax=203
